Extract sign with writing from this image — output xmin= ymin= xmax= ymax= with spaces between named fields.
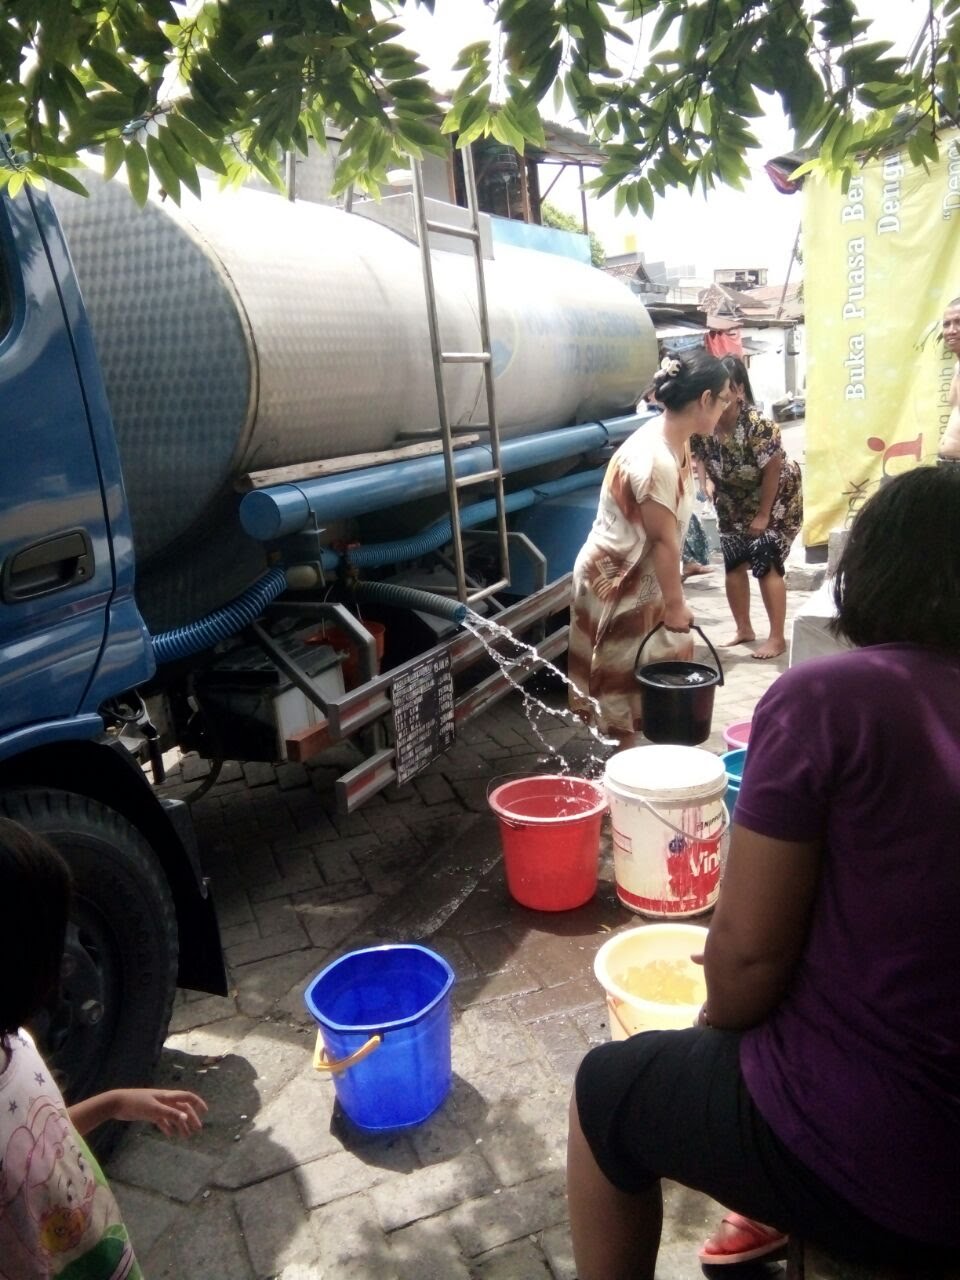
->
xmin=803 ymin=131 xmax=960 ymax=544
xmin=392 ymin=653 xmax=455 ymax=786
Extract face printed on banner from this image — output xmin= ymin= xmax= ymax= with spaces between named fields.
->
xmin=943 ymin=304 xmax=960 ymax=359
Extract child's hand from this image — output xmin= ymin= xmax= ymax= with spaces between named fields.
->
xmin=111 ymin=1088 xmax=207 ymax=1137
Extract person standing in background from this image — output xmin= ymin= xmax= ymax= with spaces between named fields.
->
xmin=937 ymin=297 xmax=960 ymax=464
xmin=681 ymin=509 xmax=713 ymax=580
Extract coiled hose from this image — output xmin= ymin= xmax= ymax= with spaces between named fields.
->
xmin=150 ymin=567 xmax=289 ymax=665
xmin=352 ymin=580 xmax=468 ymax=624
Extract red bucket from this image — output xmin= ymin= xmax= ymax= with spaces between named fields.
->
xmin=488 ymin=775 xmax=607 ymax=911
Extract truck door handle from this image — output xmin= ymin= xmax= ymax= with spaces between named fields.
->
xmin=2 ymin=529 xmax=95 ymax=602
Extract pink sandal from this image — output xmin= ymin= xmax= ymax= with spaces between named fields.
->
xmin=698 ymin=1212 xmax=789 ymax=1265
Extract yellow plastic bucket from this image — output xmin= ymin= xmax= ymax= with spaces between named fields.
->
xmin=593 ymin=923 xmax=708 ymax=1039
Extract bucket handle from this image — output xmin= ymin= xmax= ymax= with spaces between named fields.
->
xmin=634 ymin=622 xmax=724 ymax=686
xmin=312 ymin=1030 xmax=382 ymax=1074
xmin=638 ymin=796 xmax=730 ymax=843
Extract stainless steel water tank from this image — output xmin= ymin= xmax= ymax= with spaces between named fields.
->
xmin=54 ymin=181 xmax=655 ymax=628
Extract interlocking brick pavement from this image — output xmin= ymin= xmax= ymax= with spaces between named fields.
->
xmin=106 ymin=574 xmax=851 ymax=1279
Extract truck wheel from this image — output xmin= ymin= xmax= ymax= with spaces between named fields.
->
xmin=0 ymin=789 xmax=178 ymax=1139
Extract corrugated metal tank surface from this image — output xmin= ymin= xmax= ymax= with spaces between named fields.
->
xmin=53 ymin=181 xmax=655 ymax=629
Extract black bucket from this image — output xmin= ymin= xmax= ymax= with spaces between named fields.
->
xmin=635 ymin=623 xmax=724 ymax=746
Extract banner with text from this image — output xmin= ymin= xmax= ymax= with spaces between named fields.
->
xmin=803 ymin=133 xmax=960 ymax=544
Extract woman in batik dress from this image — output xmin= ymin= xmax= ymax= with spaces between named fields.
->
xmin=691 ymin=356 xmax=803 ymax=660
xmin=568 ymin=350 xmax=731 ymax=747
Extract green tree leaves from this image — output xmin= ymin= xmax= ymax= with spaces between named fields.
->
xmin=0 ymin=0 xmax=445 ymax=204
xmin=0 ymin=2 xmax=958 ymax=210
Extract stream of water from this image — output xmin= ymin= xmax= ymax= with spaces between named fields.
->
xmin=461 ymin=609 xmax=617 ymax=783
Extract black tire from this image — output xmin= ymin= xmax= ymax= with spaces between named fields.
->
xmin=0 ymin=789 xmax=178 ymax=1145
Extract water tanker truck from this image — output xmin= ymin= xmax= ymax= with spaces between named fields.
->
xmin=0 ymin=148 xmax=657 ymax=1106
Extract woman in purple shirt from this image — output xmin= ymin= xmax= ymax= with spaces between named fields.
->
xmin=567 ymin=465 xmax=960 ymax=1278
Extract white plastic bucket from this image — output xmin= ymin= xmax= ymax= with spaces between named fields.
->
xmin=594 ymin=923 xmax=708 ymax=1038
xmin=603 ymin=745 xmax=728 ymax=917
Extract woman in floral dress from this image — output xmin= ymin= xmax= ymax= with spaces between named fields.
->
xmin=568 ymin=350 xmax=731 ymax=746
xmin=691 ymin=356 xmax=803 ymax=660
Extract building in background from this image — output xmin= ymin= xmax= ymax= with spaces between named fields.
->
xmin=714 ymin=266 xmax=768 ymax=289
xmin=603 ymin=250 xmax=804 ymax=411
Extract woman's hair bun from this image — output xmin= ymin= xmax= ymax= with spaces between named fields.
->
xmin=642 ymin=348 xmax=728 ymax=409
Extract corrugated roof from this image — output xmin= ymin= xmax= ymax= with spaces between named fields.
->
xmin=534 ymin=120 xmax=605 ymax=167
xmin=605 ymin=262 xmax=645 ymax=282
xmin=700 ymin=280 xmax=804 ymax=324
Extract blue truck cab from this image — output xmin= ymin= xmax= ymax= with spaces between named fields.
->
xmin=0 ymin=171 xmax=225 ymax=1109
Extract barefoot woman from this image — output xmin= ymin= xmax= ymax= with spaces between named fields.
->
xmin=691 ymin=357 xmax=802 ymax=659
xmin=568 ymin=350 xmax=730 ymax=748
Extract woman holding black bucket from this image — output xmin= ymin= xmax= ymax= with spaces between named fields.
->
xmin=566 ymin=465 xmax=960 ymax=1278
xmin=568 ymin=350 xmax=731 ymax=748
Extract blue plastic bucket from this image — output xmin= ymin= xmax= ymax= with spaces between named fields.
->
xmin=304 ymin=944 xmax=455 ymax=1131
xmin=721 ymin=748 xmax=747 ymax=817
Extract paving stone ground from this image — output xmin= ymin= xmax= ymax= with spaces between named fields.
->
xmin=107 ymin=569 xmax=857 ymax=1280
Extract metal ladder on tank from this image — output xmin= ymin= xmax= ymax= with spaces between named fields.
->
xmin=410 ymin=149 xmax=510 ymax=607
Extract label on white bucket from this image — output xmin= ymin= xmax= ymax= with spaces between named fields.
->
xmin=604 ymin=746 xmax=726 ymax=917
